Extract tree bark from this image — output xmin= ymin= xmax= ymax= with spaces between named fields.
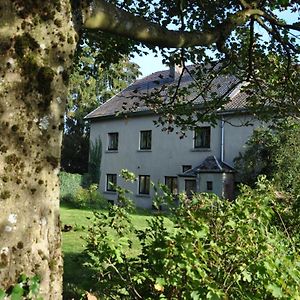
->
xmin=0 ymin=1 xmax=77 ymax=298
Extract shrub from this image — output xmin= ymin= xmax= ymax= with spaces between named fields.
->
xmin=59 ymin=171 xmax=82 ymax=200
xmin=74 ymin=184 xmax=108 ymax=209
xmin=84 ymin=177 xmax=300 ymax=299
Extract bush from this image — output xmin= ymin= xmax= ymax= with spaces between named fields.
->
xmin=59 ymin=171 xmax=82 ymax=200
xmin=74 ymin=184 xmax=108 ymax=209
xmin=84 ymin=177 xmax=300 ymax=299
xmin=235 ymin=119 xmax=300 ymax=198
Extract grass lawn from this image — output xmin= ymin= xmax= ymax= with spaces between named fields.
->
xmin=61 ymin=204 xmax=169 ymax=299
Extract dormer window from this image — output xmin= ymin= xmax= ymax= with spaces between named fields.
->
xmin=194 ymin=127 xmax=210 ymax=149
xmin=108 ymin=132 xmax=118 ymax=151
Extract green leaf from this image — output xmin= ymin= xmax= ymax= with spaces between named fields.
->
xmin=11 ymin=284 xmax=24 ymax=300
xmin=0 ymin=289 xmax=6 ymax=300
xmin=191 ymin=291 xmax=200 ymax=300
xmin=242 ymin=270 xmax=252 ymax=283
xmin=29 ymin=275 xmax=40 ymax=295
xmin=267 ymin=284 xmax=283 ymax=298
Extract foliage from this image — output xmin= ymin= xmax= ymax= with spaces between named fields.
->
xmin=59 ymin=172 xmax=106 ymax=209
xmin=235 ymin=119 xmax=300 ymax=197
xmin=61 ymin=43 xmax=140 ymax=174
xmin=84 ymin=177 xmax=300 ymax=299
xmin=75 ymin=184 xmax=108 ymax=209
xmin=99 ymin=0 xmax=300 ymax=132
xmin=0 ymin=275 xmax=42 ymax=300
xmin=88 ymin=138 xmax=102 ymax=185
xmin=59 ymin=171 xmax=83 ymax=201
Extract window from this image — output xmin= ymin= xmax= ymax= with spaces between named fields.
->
xmin=138 ymin=175 xmax=150 ymax=195
xmin=140 ymin=130 xmax=152 ymax=150
xmin=108 ymin=132 xmax=118 ymax=150
xmin=194 ymin=127 xmax=211 ymax=149
xmin=182 ymin=165 xmax=192 ymax=173
xmin=185 ymin=179 xmax=197 ymax=197
xmin=207 ymin=181 xmax=213 ymax=191
xmin=165 ymin=176 xmax=178 ymax=194
xmin=106 ymin=174 xmax=117 ymax=191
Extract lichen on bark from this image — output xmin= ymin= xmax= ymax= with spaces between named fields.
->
xmin=0 ymin=0 xmax=78 ymax=299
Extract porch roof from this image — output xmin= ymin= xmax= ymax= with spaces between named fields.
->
xmin=178 ymin=156 xmax=235 ymax=177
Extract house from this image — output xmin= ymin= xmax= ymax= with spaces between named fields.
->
xmin=85 ymin=66 xmax=263 ymax=208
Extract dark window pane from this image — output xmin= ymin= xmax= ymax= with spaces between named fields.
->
xmin=108 ymin=132 xmax=118 ymax=150
xmin=139 ymin=175 xmax=150 ymax=194
xmin=185 ymin=179 xmax=197 ymax=197
xmin=194 ymin=127 xmax=210 ymax=149
xmin=207 ymin=181 xmax=213 ymax=191
xmin=140 ymin=130 xmax=152 ymax=150
xmin=182 ymin=165 xmax=192 ymax=173
xmin=165 ymin=176 xmax=178 ymax=194
xmin=106 ymin=174 xmax=117 ymax=191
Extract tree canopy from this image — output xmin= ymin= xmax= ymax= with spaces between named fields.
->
xmin=80 ymin=0 xmax=300 ymax=128
xmin=61 ymin=42 xmax=140 ymax=173
xmin=0 ymin=0 xmax=299 ymax=297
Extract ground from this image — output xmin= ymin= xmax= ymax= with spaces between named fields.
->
xmin=60 ymin=204 xmax=161 ymax=298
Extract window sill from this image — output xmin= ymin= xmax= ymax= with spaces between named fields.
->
xmin=137 ymin=149 xmax=152 ymax=152
xmin=104 ymin=191 xmax=117 ymax=194
xmin=191 ymin=148 xmax=211 ymax=152
xmin=105 ymin=150 xmax=118 ymax=153
xmin=136 ymin=194 xmax=151 ymax=198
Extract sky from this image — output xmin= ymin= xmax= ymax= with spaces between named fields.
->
xmin=131 ymin=10 xmax=299 ymax=78
xmin=132 ymin=50 xmax=166 ymax=77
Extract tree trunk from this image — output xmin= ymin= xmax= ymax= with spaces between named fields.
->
xmin=0 ymin=1 xmax=77 ymax=298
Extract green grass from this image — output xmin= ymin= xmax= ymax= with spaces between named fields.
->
xmin=61 ymin=205 xmax=168 ymax=299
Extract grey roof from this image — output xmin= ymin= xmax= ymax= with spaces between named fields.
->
xmin=179 ymin=156 xmax=235 ymax=177
xmin=85 ymin=66 xmax=248 ymax=120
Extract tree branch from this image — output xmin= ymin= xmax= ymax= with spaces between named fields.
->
xmin=83 ymin=0 xmax=263 ymax=48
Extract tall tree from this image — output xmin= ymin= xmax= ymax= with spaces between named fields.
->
xmin=61 ymin=43 xmax=140 ymax=174
xmin=0 ymin=0 xmax=299 ymax=298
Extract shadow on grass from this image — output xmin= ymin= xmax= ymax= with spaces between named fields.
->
xmin=63 ymin=252 xmax=98 ymax=300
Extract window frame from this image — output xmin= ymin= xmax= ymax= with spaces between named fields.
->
xmin=138 ymin=175 xmax=151 ymax=195
xmin=165 ymin=176 xmax=178 ymax=195
xmin=106 ymin=173 xmax=117 ymax=192
xmin=206 ymin=181 xmax=213 ymax=191
xmin=139 ymin=130 xmax=152 ymax=150
xmin=194 ymin=126 xmax=211 ymax=149
xmin=185 ymin=179 xmax=197 ymax=197
xmin=182 ymin=165 xmax=192 ymax=173
xmin=107 ymin=132 xmax=119 ymax=151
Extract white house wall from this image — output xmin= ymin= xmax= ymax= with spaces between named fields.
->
xmin=89 ymin=113 xmax=263 ymax=208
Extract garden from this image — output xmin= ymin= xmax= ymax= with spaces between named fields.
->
xmin=60 ymin=165 xmax=300 ymax=299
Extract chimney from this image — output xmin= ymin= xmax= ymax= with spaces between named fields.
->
xmin=169 ymin=61 xmax=183 ymax=80
xmin=169 ymin=63 xmax=175 ymax=79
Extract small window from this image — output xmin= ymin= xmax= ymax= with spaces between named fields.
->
xmin=139 ymin=175 xmax=150 ymax=195
xmin=207 ymin=181 xmax=213 ymax=191
xmin=108 ymin=132 xmax=118 ymax=150
xmin=140 ymin=130 xmax=152 ymax=150
xmin=194 ymin=127 xmax=211 ymax=149
xmin=182 ymin=165 xmax=192 ymax=173
xmin=165 ymin=176 xmax=178 ymax=194
xmin=106 ymin=174 xmax=117 ymax=191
